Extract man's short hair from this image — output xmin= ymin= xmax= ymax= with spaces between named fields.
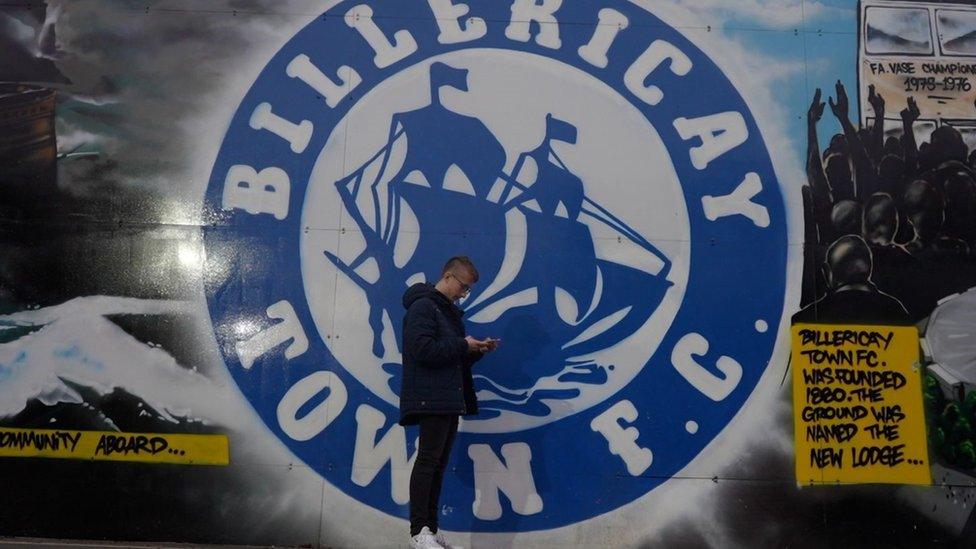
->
xmin=826 ymin=235 xmax=873 ymax=286
xmin=863 ymin=192 xmax=898 ymax=235
xmin=830 ymin=199 xmax=862 ymax=238
xmin=442 ymin=256 xmax=479 ymax=282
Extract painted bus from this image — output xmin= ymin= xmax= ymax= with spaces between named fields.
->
xmin=859 ymin=0 xmax=976 ymax=148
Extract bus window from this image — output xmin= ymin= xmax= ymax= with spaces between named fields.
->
xmin=946 ymin=122 xmax=976 ymax=151
xmin=865 ymin=6 xmax=933 ymax=55
xmin=869 ymin=117 xmax=938 ymax=145
xmin=937 ymin=10 xmax=976 ymax=56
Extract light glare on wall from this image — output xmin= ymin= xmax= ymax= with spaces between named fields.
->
xmin=177 ymin=242 xmax=203 ymax=269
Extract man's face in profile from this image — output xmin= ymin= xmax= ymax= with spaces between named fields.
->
xmin=446 ymin=268 xmax=476 ymax=302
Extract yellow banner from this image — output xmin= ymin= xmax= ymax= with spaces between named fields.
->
xmin=0 ymin=427 xmax=229 ymax=465
xmin=792 ymin=324 xmax=930 ymax=485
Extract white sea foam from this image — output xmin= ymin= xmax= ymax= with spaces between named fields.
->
xmin=0 ymin=296 xmax=237 ymax=427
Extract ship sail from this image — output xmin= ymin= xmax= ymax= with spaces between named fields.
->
xmin=324 ymin=62 xmax=674 ymax=414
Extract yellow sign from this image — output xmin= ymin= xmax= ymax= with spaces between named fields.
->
xmin=0 ymin=427 xmax=229 ymax=465
xmin=792 ymin=324 xmax=930 ymax=485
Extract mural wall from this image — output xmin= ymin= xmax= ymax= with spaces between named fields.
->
xmin=1 ymin=0 xmax=975 ymax=546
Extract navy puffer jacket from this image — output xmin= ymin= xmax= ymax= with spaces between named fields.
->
xmin=398 ymin=283 xmax=480 ymax=425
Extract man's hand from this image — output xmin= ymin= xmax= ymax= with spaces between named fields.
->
xmin=867 ymin=84 xmax=884 ymax=116
xmin=465 ymin=336 xmax=500 ymax=353
xmin=465 ymin=335 xmax=483 ymax=352
xmin=828 ymin=80 xmax=849 ymax=120
xmin=901 ymin=96 xmax=920 ymax=124
xmin=482 ymin=338 xmax=500 ymax=353
xmin=808 ymin=88 xmax=825 ymax=124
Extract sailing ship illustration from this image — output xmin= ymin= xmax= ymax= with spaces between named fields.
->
xmin=325 ymin=62 xmax=673 ymax=418
xmin=0 ymin=84 xmax=57 ymax=199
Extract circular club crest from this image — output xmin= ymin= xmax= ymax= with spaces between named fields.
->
xmin=204 ymin=0 xmax=787 ymax=532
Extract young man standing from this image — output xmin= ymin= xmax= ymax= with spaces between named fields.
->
xmin=399 ymin=256 xmax=498 ymax=549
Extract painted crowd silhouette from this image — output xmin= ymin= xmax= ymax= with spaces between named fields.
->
xmin=795 ymin=81 xmax=976 ymax=325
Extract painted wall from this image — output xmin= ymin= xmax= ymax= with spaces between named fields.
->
xmin=1 ymin=0 xmax=975 ymax=546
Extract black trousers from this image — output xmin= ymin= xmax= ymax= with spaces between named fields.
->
xmin=409 ymin=414 xmax=459 ymax=536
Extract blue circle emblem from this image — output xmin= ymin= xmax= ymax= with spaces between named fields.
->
xmin=204 ymin=0 xmax=787 ymax=532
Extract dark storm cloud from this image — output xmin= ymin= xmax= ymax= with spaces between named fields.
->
xmin=0 ymin=2 xmax=70 ymax=83
xmin=3 ymin=0 xmax=312 ymax=219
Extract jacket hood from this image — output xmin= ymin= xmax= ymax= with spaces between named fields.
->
xmin=402 ymin=282 xmax=462 ymax=314
xmin=403 ymin=282 xmax=439 ymax=309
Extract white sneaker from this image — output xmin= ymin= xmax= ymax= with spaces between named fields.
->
xmin=410 ymin=526 xmax=444 ymax=549
xmin=433 ymin=529 xmax=463 ymax=549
